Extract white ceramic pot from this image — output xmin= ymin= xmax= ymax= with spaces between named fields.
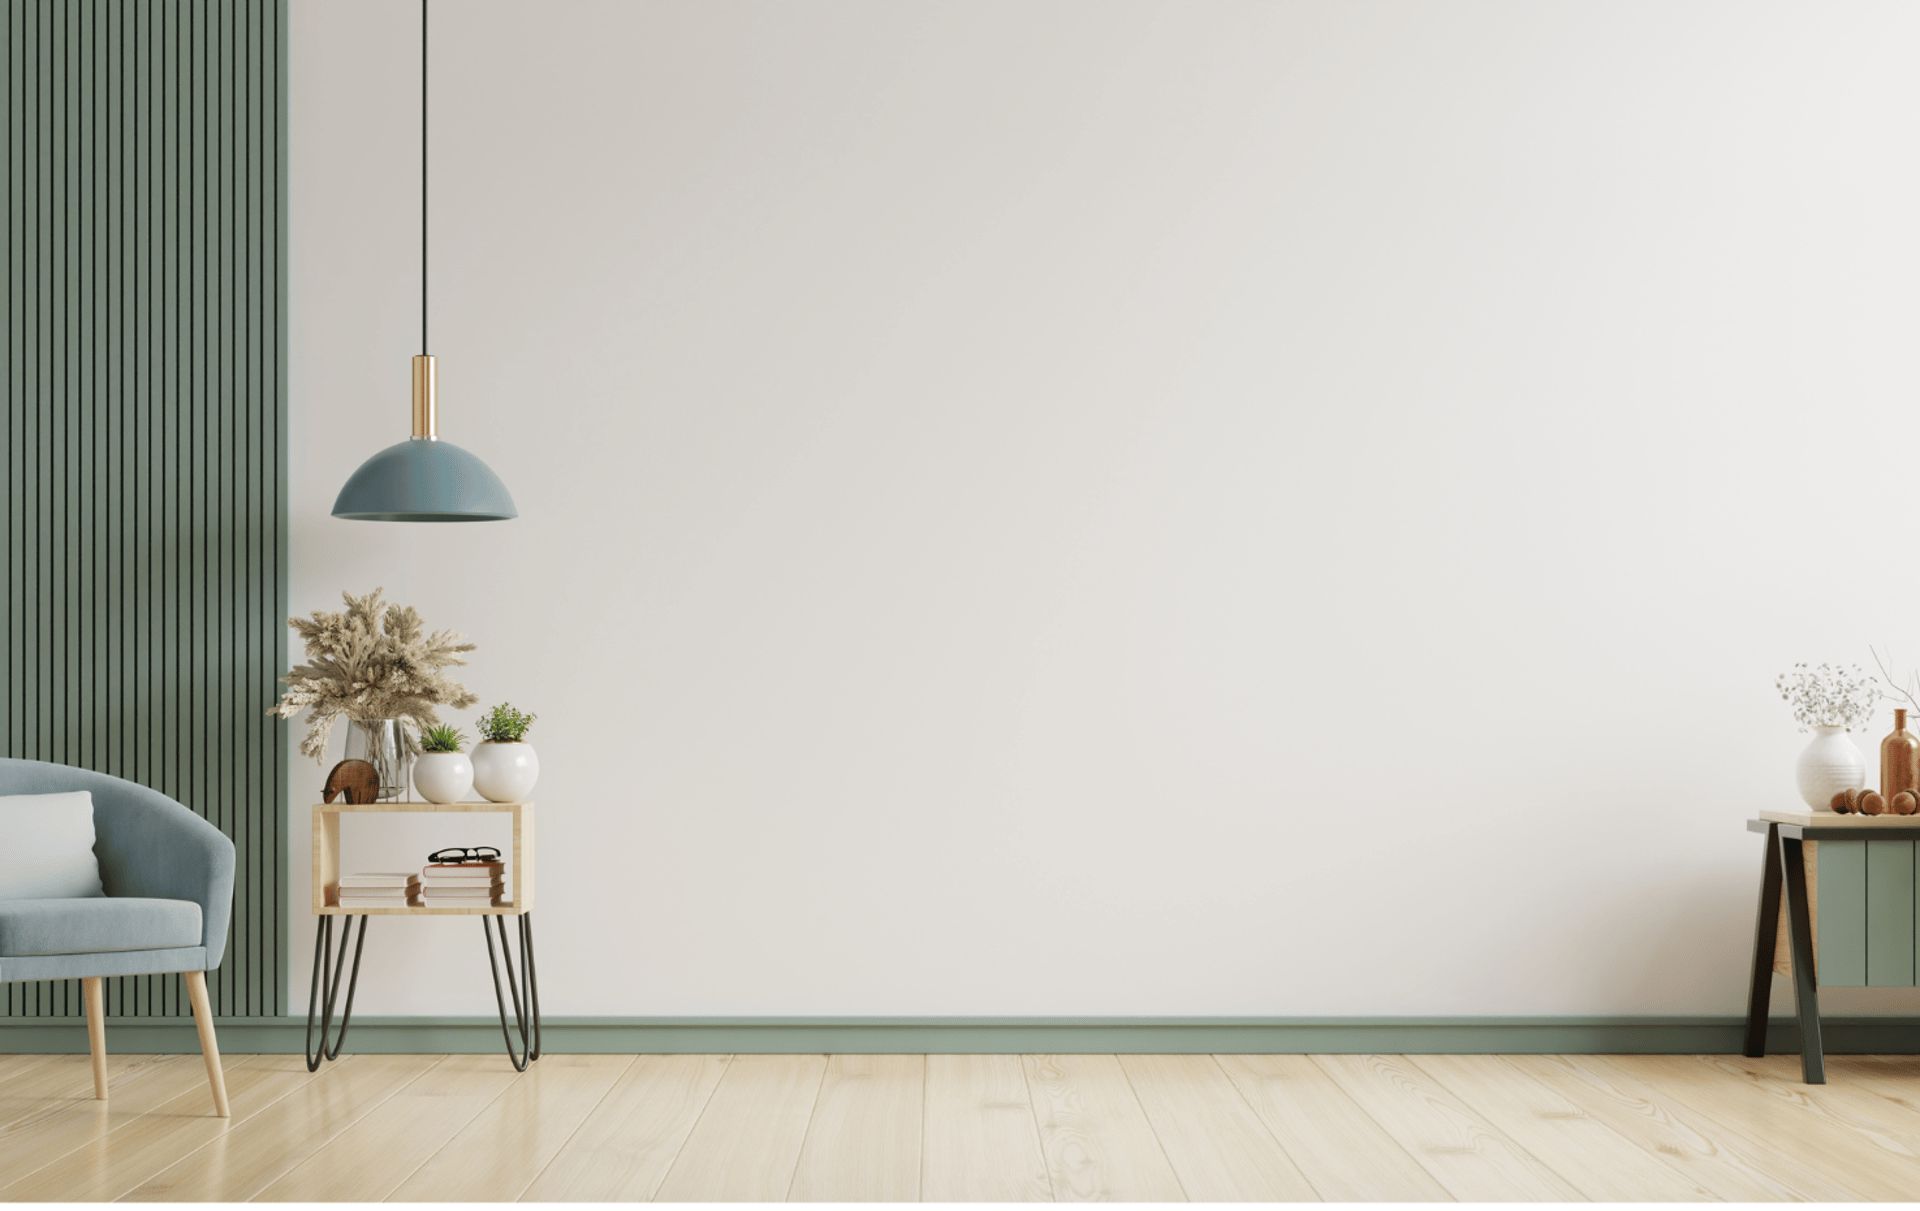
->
xmin=413 ymin=751 xmax=474 ymax=804
xmin=471 ymin=741 xmax=539 ymax=803
xmin=1797 ymin=725 xmax=1866 ymax=809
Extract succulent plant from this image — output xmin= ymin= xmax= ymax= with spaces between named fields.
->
xmin=475 ymin=703 xmax=536 ymax=744
xmin=420 ymin=723 xmax=466 ymax=753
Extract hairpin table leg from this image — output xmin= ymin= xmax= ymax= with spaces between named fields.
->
xmin=521 ymin=912 xmax=542 ymax=1063
xmin=483 ymin=912 xmax=541 ymax=1070
xmin=304 ymin=915 xmax=369 ymax=1072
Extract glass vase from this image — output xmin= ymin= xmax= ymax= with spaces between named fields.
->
xmin=345 ymin=719 xmax=412 ymax=802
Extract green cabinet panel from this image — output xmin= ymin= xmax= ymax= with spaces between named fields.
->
xmin=2 ymin=0 xmax=288 ymax=1018
xmin=1818 ymin=841 xmax=1869 ymax=986
xmin=1866 ymin=841 xmax=1916 ymax=986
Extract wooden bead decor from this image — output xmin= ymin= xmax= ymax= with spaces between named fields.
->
xmin=322 ymin=759 xmax=381 ymax=806
xmin=1826 ymin=787 xmax=1917 ymax=815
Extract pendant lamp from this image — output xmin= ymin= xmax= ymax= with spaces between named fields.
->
xmin=333 ymin=0 xmax=517 ymax=523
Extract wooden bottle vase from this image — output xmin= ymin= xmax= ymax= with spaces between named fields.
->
xmin=1882 ymin=708 xmax=1920 ymax=805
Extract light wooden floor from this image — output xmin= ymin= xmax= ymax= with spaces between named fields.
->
xmin=2 ymin=1050 xmax=1918 ymax=1200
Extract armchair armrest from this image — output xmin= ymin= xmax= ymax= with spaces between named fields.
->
xmin=96 ymin=793 xmax=236 ymax=969
xmin=0 ymin=759 xmax=237 ymax=970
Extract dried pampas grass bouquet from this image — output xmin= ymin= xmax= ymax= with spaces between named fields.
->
xmin=268 ymin=588 xmax=479 ymax=762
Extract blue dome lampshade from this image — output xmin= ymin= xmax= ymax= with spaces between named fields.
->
xmin=337 ymin=5 xmax=515 ymax=523
xmin=332 ymin=355 xmax=517 ymax=522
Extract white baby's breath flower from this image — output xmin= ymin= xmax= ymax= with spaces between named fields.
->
xmin=1775 ymin=662 xmax=1881 ymax=733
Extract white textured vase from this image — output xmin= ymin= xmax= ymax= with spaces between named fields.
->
xmin=1797 ymin=725 xmax=1866 ymax=809
xmin=413 ymin=751 xmax=474 ymax=804
xmin=471 ymin=741 xmax=538 ymax=803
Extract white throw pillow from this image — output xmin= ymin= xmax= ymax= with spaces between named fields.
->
xmin=0 ymin=791 xmax=105 ymax=899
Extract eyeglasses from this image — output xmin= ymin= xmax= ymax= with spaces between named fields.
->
xmin=427 ymin=846 xmax=502 ymax=865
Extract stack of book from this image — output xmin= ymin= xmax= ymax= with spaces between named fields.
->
xmin=336 ymin=871 xmax=421 ymax=909
xmin=420 ymin=860 xmax=504 ymax=907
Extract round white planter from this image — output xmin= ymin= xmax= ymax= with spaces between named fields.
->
xmin=472 ymin=741 xmax=539 ymax=803
xmin=1797 ymin=725 xmax=1866 ymax=809
xmin=413 ymin=751 xmax=474 ymax=804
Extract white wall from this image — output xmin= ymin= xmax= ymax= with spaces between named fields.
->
xmin=288 ymin=0 xmax=1920 ymax=1017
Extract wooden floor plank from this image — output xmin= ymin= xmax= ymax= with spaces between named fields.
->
xmin=251 ymin=1055 xmax=523 ymax=1202
xmin=1023 ymin=1053 xmax=1187 ymax=1201
xmin=920 ymin=1054 xmax=1053 ymax=1202
xmin=1503 ymin=1054 xmax=1851 ymax=1202
xmin=1214 ymin=1054 xmax=1448 ymax=1201
xmin=1410 ymin=1054 xmax=1713 ymax=1201
xmin=1118 ymin=1054 xmax=1318 ymax=1202
xmin=0 ymin=1054 xmax=205 ymax=1183
xmin=1594 ymin=1054 xmax=1920 ymax=1201
xmin=1822 ymin=1055 xmax=1920 ymax=1134
xmin=387 ymin=1055 xmax=633 ymax=1203
xmin=0 ymin=1054 xmax=155 ymax=1133
xmin=1696 ymin=1053 xmax=1920 ymax=1176
xmin=517 ymin=1055 xmax=729 ymax=1202
xmin=0 ymin=1055 xmax=310 ymax=1202
xmin=1311 ymin=1054 xmax=1580 ymax=1202
xmin=788 ymin=1054 xmax=924 ymax=1202
xmin=1827 ymin=1053 xmax=1920 ymax=1117
xmin=651 ymin=1053 xmax=827 ymax=1202
xmin=0 ymin=1053 xmax=61 ymax=1085
xmin=0 ymin=1049 xmax=1911 ymax=1202
xmin=119 ymin=1054 xmax=444 ymax=1203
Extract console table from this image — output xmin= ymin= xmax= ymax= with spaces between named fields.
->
xmin=306 ymin=800 xmax=541 ymax=1071
xmin=1745 ymin=810 xmax=1920 ymax=1084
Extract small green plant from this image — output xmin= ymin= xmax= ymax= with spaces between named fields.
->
xmin=420 ymin=723 xmax=466 ymax=753
xmin=475 ymin=703 xmax=536 ymax=744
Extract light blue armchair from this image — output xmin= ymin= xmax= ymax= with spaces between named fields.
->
xmin=0 ymin=759 xmax=236 ymax=1116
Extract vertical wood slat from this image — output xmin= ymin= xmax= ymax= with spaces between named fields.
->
xmin=1 ymin=0 xmax=286 ymax=1021
xmin=1816 ymin=841 xmax=1868 ymax=988
xmin=1865 ymin=841 xmax=1916 ymax=987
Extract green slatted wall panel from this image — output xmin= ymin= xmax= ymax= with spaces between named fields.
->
xmin=2 ymin=0 xmax=287 ymax=1019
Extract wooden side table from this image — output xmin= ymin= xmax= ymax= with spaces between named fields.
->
xmin=1745 ymin=811 xmax=1920 ymax=1084
xmin=307 ymin=800 xmax=541 ymax=1071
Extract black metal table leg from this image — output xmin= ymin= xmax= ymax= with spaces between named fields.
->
xmin=1744 ymin=822 xmax=1784 ymax=1057
xmin=520 ymin=912 xmax=542 ymax=1063
xmin=483 ymin=912 xmax=541 ymax=1070
xmin=304 ymin=916 xmax=333 ymax=1071
xmin=1780 ymin=835 xmax=1825 ymax=1083
xmin=304 ymin=914 xmax=369 ymax=1072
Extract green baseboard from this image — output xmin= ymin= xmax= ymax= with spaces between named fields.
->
xmin=0 ymin=1015 xmax=1915 ymax=1055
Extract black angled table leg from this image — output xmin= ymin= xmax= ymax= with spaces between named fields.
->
xmin=1780 ymin=834 xmax=1826 ymax=1084
xmin=1744 ymin=822 xmax=1784 ymax=1057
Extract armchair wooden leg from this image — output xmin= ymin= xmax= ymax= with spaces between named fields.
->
xmin=184 ymin=971 xmax=229 ymax=1118
xmin=82 ymin=977 xmax=107 ymax=1101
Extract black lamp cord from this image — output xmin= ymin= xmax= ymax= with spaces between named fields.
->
xmin=421 ymin=0 xmax=429 ymax=357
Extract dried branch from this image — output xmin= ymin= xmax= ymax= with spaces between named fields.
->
xmin=1873 ymin=646 xmax=1920 ymax=713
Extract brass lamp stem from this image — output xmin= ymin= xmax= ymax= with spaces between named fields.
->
xmin=412 ymin=354 xmax=437 ymax=439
